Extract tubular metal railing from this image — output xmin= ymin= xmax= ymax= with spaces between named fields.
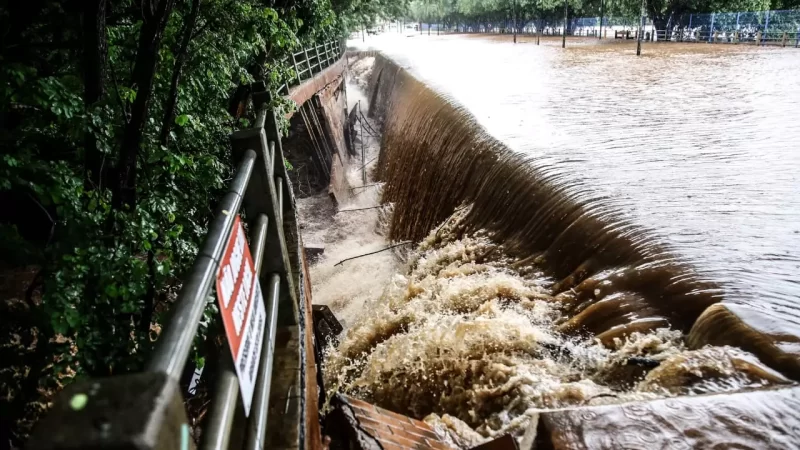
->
xmin=29 ymin=39 xmax=346 ymax=450
xmin=279 ymin=39 xmax=346 ymax=95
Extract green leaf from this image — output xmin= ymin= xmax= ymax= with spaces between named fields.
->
xmin=105 ymin=284 xmax=118 ymax=299
xmin=65 ymin=308 xmax=81 ymax=328
xmin=175 ymin=114 xmax=190 ymax=126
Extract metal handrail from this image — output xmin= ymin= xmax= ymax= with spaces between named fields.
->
xmin=31 ymin=37 xmax=347 ymax=450
xmin=147 ymin=150 xmax=257 ymax=380
xmin=287 ymin=39 xmax=344 ymax=87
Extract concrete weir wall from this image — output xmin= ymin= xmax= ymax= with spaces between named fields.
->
xmin=315 ymin=74 xmax=351 ymax=203
xmin=282 ymin=61 xmax=353 ymax=204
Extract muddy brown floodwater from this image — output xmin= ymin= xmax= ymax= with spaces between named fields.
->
xmin=350 ymin=33 xmax=800 ymax=344
xmin=316 ymin=34 xmax=800 ymax=447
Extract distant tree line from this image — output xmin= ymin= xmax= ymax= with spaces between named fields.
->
xmin=406 ymin=0 xmax=800 ymax=33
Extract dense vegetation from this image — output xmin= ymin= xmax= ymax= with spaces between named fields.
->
xmin=407 ymin=0 xmax=800 ymax=32
xmin=0 ymin=0 xmax=403 ymax=446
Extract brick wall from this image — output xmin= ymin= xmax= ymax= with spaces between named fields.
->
xmin=330 ymin=395 xmax=456 ymax=450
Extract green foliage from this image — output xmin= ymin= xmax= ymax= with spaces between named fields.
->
xmin=0 ymin=0 xmax=377 ymax=444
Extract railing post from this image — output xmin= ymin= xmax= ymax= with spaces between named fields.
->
xmin=231 ymin=84 xmax=299 ymax=326
xmin=304 ymin=48 xmax=313 ymax=76
xmin=708 ymin=13 xmax=715 ymax=43
xmin=28 ymin=373 xmax=193 ymax=450
xmin=291 ymin=53 xmax=301 ymax=84
xmin=315 ymin=44 xmax=322 ymax=72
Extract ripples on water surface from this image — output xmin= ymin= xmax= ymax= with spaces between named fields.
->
xmin=351 ymin=35 xmax=800 ymax=334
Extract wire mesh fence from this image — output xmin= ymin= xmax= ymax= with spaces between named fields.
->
xmin=512 ymin=9 xmax=800 ymax=43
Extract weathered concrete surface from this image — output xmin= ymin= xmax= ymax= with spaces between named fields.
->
xmin=288 ymin=57 xmax=348 ymax=113
xmin=315 ymin=74 xmax=351 ymax=205
xmin=531 ymin=386 xmax=800 ymax=449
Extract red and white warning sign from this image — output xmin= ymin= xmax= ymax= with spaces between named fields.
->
xmin=215 ymin=216 xmax=266 ymax=416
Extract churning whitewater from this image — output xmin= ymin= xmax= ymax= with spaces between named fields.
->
xmin=322 ymin=207 xmax=787 ymax=446
xmin=311 ymin=53 xmax=795 ymax=447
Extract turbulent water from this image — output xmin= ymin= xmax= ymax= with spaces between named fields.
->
xmin=313 ymin=43 xmax=800 ymax=446
xmin=324 ymin=208 xmax=789 ymax=445
xmin=351 ymin=34 xmax=800 ymax=341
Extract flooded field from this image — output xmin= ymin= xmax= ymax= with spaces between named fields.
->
xmin=350 ymin=34 xmax=800 ymax=338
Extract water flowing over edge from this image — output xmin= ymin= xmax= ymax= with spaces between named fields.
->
xmin=320 ymin=51 xmax=800 ymax=447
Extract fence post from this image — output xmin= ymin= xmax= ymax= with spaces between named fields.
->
xmin=708 ymin=13 xmax=715 ymax=43
xmin=783 ymin=32 xmax=787 ymax=47
xmin=304 ymin=48 xmax=313 ymax=76
xmin=291 ymin=53 xmax=300 ymax=84
xmin=764 ymin=10 xmax=770 ymax=44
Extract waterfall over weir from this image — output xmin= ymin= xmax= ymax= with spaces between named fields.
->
xmin=321 ymin=52 xmax=800 ymax=446
xmin=369 ymin=51 xmax=721 ymax=336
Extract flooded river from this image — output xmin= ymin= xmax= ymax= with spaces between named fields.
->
xmin=350 ymin=34 xmax=800 ymax=338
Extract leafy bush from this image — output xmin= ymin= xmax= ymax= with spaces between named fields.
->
xmin=0 ymin=0 xmax=405 ymax=445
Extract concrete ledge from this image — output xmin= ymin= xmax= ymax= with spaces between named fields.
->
xmin=288 ymin=58 xmax=347 ymax=112
xmin=533 ymin=386 xmax=800 ymax=449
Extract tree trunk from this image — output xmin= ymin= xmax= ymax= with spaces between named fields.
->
xmin=159 ymin=0 xmax=201 ymax=148
xmin=113 ymin=0 xmax=177 ymax=210
xmin=82 ymin=0 xmax=108 ymax=190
